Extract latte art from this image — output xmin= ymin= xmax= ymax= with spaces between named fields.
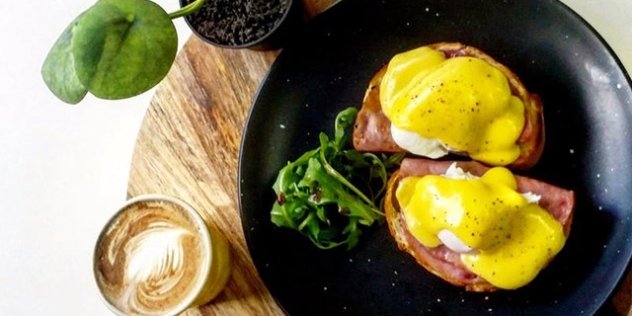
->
xmin=125 ymin=223 xmax=190 ymax=287
xmin=123 ymin=221 xmax=200 ymax=315
xmin=94 ymin=198 xmax=213 ymax=316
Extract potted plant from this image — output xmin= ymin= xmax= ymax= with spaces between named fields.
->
xmin=41 ymin=0 xmax=303 ymax=105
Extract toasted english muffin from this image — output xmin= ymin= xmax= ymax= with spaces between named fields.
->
xmin=353 ymin=42 xmax=544 ymax=170
xmin=384 ymin=158 xmax=575 ymax=292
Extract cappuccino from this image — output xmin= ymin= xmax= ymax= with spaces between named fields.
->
xmin=93 ymin=195 xmax=231 ymax=316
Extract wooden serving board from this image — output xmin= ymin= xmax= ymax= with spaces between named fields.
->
xmin=127 ymin=0 xmax=631 ymax=314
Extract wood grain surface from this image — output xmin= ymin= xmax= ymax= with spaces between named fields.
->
xmin=127 ymin=0 xmax=631 ymax=315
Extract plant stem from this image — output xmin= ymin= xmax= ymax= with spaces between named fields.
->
xmin=168 ymin=0 xmax=207 ymax=19
xmin=318 ymin=148 xmax=381 ymax=215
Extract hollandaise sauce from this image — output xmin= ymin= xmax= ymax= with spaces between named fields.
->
xmin=380 ymin=46 xmax=526 ymax=166
xmin=397 ymin=165 xmax=566 ymax=289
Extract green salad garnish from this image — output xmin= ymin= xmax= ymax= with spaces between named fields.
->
xmin=271 ymin=107 xmax=404 ymax=250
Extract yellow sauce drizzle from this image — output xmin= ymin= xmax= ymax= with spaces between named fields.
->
xmin=380 ymin=46 xmax=526 ymax=166
xmin=397 ymin=166 xmax=566 ymax=289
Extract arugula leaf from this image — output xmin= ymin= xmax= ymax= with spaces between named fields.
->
xmin=271 ymin=107 xmax=404 ymax=250
xmin=333 ymin=107 xmax=357 ymax=150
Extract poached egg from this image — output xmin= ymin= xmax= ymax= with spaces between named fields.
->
xmin=396 ymin=163 xmax=566 ymax=289
xmin=380 ymin=46 xmax=526 ymax=166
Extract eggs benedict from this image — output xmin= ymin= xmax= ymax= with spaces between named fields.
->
xmin=353 ymin=42 xmax=544 ymax=170
xmin=385 ymin=158 xmax=575 ymax=292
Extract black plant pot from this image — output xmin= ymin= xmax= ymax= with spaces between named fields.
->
xmin=180 ymin=0 xmax=306 ymax=50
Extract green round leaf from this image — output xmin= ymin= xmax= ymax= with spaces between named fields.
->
xmin=71 ymin=0 xmax=177 ymax=100
xmin=41 ymin=15 xmax=89 ymax=104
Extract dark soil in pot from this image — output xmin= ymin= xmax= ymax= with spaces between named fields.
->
xmin=181 ymin=0 xmax=304 ymax=50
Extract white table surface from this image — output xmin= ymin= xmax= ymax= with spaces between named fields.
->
xmin=0 ymin=0 xmax=630 ymax=315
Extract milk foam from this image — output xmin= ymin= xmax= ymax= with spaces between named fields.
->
xmin=95 ymin=199 xmax=210 ymax=316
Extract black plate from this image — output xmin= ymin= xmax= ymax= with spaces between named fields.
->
xmin=238 ymin=0 xmax=632 ymax=315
